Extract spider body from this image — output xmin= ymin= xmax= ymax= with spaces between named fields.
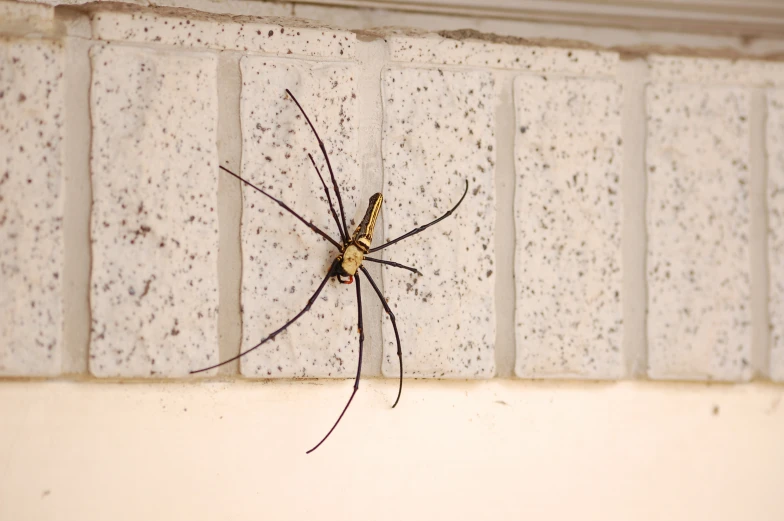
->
xmin=191 ymin=89 xmax=468 ymax=453
xmin=335 ymin=193 xmax=383 ymax=284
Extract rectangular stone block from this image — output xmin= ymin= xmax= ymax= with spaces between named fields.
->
xmin=0 ymin=38 xmax=64 ymax=376
xmin=91 ymin=6 xmax=355 ymax=59
xmin=768 ymin=89 xmax=784 ymax=382
xmin=388 ymin=34 xmax=617 ymax=77
xmin=89 ymin=44 xmax=219 ymax=377
xmin=380 ymin=66 xmax=496 ymax=378
xmin=514 ymin=76 xmax=623 ymax=379
xmin=23 ymin=0 xmax=146 ymax=6
xmin=646 ymin=83 xmax=751 ymax=381
xmin=238 ymin=57 xmax=360 ymax=378
xmin=648 ymin=55 xmax=784 ymax=87
xmin=0 ymin=1 xmax=54 ymax=33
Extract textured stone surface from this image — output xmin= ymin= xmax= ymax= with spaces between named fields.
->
xmin=20 ymin=0 xmax=146 ymax=6
xmin=648 ymin=56 xmax=784 ymax=87
xmin=388 ymin=35 xmax=617 ymax=76
xmin=89 ymin=45 xmax=219 ymax=377
xmin=380 ymin=67 xmax=496 ymax=378
xmin=646 ymin=83 xmax=751 ymax=381
xmin=238 ymin=57 xmax=360 ymax=378
xmin=769 ymin=90 xmax=784 ymax=382
xmin=0 ymin=39 xmax=64 ymax=376
xmin=0 ymin=1 xmax=54 ymax=32
xmin=91 ymin=7 xmax=355 ymax=59
xmin=24 ymin=0 xmax=289 ymax=8
xmin=514 ymin=76 xmax=623 ymax=379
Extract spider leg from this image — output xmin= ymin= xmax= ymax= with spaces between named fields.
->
xmin=307 ymin=153 xmax=346 ymax=244
xmin=359 ymin=265 xmax=402 ymax=408
xmin=220 ymin=165 xmax=340 ymax=250
xmin=306 ymin=273 xmax=363 ymax=453
xmin=368 ymin=179 xmax=469 ymax=254
xmin=363 ymin=256 xmax=422 ymax=276
xmin=285 ymin=89 xmax=350 ymax=241
xmin=190 ymin=263 xmax=335 ymax=374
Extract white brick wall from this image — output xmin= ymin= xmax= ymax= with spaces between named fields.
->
xmin=769 ymin=90 xmax=784 ymax=382
xmin=380 ymin=66 xmax=496 ymax=378
xmin=645 ymin=56 xmax=784 ymax=381
xmin=514 ymin=75 xmax=623 ymax=379
xmin=238 ymin=57 xmax=360 ymax=378
xmin=91 ymin=8 xmax=355 ymax=59
xmin=0 ymin=2 xmax=783 ymax=385
xmin=0 ymin=38 xmax=64 ymax=376
xmin=88 ymin=44 xmax=219 ymax=377
xmin=646 ymin=83 xmax=751 ymax=381
xmin=386 ymin=34 xmax=618 ymax=76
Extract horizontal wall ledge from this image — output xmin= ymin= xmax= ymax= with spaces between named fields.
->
xmin=1 ymin=379 xmax=783 ymax=520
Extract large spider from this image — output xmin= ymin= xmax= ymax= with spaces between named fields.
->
xmin=192 ymin=89 xmax=468 ymax=453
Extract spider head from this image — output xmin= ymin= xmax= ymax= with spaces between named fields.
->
xmin=334 ymin=244 xmax=363 ymax=283
xmin=330 ymin=257 xmax=355 ymax=284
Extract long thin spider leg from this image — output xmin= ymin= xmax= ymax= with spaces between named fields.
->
xmin=306 ymin=273 xmax=364 ymax=453
xmin=285 ymin=89 xmax=350 ymax=241
xmin=368 ymin=179 xmax=470 ymax=254
xmin=359 ymin=266 xmax=402 ymax=408
xmin=219 ymin=165 xmax=341 ymax=251
xmin=220 ymin=165 xmax=340 ymax=251
xmin=308 ymin=153 xmax=346 ymax=244
xmin=363 ymin=256 xmax=422 ymax=276
xmin=190 ymin=266 xmax=334 ymax=374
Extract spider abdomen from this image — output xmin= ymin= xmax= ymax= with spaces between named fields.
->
xmin=339 ymin=193 xmax=383 ymax=277
xmin=351 ymin=193 xmax=383 ymax=251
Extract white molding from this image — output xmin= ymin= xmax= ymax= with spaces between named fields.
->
xmin=291 ymin=0 xmax=784 ymax=38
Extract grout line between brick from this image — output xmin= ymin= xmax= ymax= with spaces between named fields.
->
xmin=356 ymin=39 xmax=388 ymax=378
xmin=61 ymin=35 xmax=94 ymax=376
xmin=750 ymin=87 xmax=770 ymax=378
xmin=493 ymin=70 xmax=517 ymax=378
xmin=619 ymin=58 xmax=649 ymax=378
xmin=215 ymin=51 xmax=243 ymax=377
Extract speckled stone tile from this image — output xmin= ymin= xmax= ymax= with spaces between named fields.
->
xmin=513 ymin=76 xmax=623 ymax=379
xmin=648 ymin=56 xmax=784 ymax=87
xmin=91 ymin=6 xmax=355 ymax=59
xmin=768 ymin=89 xmax=784 ymax=382
xmin=238 ymin=57 xmax=360 ymax=378
xmin=380 ymin=67 xmax=496 ymax=378
xmin=22 ymin=0 xmax=146 ymax=6
xmin=387 ymin=34 xmax=617 ymax=76
xmin=646 ymin=83 xmax=751 ymax=381
xmin=89 ymin=44 xmax=219 ymax=377
xmin=0 ymin=1 xmax=54 ymax=32
xmin=0 ymin=38 xmax=64 ymax=376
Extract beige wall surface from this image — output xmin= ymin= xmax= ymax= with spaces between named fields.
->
xmin=1 ymin=380 xmax=783 ymax=521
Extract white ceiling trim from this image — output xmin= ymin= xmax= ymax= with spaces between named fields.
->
xmin=291 ymin=0 xmax=784 ymax=38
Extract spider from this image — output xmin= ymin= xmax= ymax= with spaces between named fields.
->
xmin=191 ymin=89 xmax=469 ymax=453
